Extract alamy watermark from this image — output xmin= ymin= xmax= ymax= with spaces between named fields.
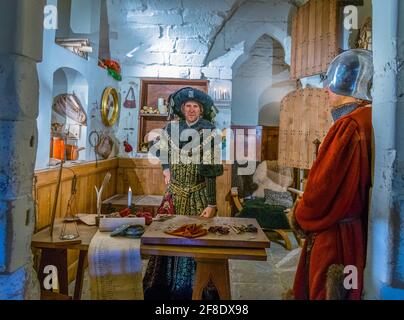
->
xmin=343 ymin=265 xmax=358 ymax=290
xmin=43 ymin=265 xmax=59 ymax=291
xmin=147 ymin=124 xmax=258 ymax=175
xmin=44 ymin=5 xmax=58 ymax=30
xmin=344 ymin=6 xmax=359 ymax=31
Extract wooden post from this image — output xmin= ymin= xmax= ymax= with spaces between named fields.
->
xmin=192 ymin=259 xmax=231 ymax=300
xmin=50 ymin=161 xmax=63 ymax=237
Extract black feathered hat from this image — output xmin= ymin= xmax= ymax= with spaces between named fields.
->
xmin=167 ymin=87 xmax=218 ymax=123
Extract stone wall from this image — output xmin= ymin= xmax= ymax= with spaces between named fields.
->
xmin=36 ymin=0 xmax=120 ymax=169
xmin=204 ymin=0 xmax=296 ymax=126
xmin=106 ymin=0 xmax=298 ymax=143
xmin=232 ymin=35 xmax=295 ymax=126
xmin=364 ymin=0 xmax=404 ymax=300
xmin=105 ymin=0 xmax=249 ymax=152
xmin=0 ymin=0 xmax=45 ymax=300
xmin=107 ymin=0 xmax=238 ymax=81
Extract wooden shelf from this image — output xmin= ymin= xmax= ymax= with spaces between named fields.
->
xmin=139 ymin=113 xmax=169 ymax=118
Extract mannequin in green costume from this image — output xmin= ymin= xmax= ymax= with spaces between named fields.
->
xmin=143 ymin=87 xmax=223 ymax=300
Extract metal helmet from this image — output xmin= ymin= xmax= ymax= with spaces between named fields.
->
xmin=324 ymin=49 xmax=373 ymax=101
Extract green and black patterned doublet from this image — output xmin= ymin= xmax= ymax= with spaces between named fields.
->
xmin=169 ymin=162 xmax=210 ymax=215
xmin=143 ymin=118 xmax=223 ymax=300
xmin=159 ymin=117 xmax=223 ymax=214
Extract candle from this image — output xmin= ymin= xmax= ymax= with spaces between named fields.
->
xmin=128 ymin=187 xmax=132 ymax=208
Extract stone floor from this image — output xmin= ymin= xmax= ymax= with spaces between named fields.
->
xmin=70 ymin=233 xmax=301 ymax=300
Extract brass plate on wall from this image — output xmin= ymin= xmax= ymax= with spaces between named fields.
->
xmin=101 ymin=87 xmax=119 ymax=127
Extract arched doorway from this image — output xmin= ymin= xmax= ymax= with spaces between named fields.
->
xmin=231 ymin=34 xmax=295 ymax=126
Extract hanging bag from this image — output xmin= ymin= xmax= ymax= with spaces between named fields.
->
xmin=124 ymin=86 xmax=136 ymax=109
xmin=96 ymin=133 xmax=114 ymax=159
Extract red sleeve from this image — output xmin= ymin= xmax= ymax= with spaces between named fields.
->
xmin=295 ymin=118 xmax=361 ymax=232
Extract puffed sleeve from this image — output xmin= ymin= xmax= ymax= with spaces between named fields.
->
xmin=198 ymin=128 xmax=224 ymax=177
xmin=198 ymin=128 xmax=224 ymax=205
xmin=152 ymin=123 xmax=171 ymax=171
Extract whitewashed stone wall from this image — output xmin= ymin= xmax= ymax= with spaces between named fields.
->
xmin=208 ymin=0 xmax=297 ymax=126
xmin=36 ymin=0 xmax=120 ymax=169
xmin=364 ymin=0 xmax=404 ymax=300
xmin=106 ymin=0 xmax=298 ymax=148
xmin=206 ymin=0 xmax=295 ymax=65
xmin=0 ymin=0 xmax=44 ymax=300
xmin=232 ymin=35 xmax=295 ymax=126
xmin=107 ymin=0 xmax=238 ymax=81
xmin=106 ymin=0 xmax=248 ymax=152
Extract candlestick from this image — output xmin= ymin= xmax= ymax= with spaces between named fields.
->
xmin=128 ymin=186 xmax=132 ymax=208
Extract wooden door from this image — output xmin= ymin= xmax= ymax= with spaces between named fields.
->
xmin=290 ymin=0 xmax=340 ymax=80
xmin=278 ymin=88 xmax=332 ymax=169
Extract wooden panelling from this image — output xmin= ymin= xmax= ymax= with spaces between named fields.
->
xmin=118 ymin=158 xmax=232 ymax=217
xmin=290 ymin=0 xmax=340 ymax=80
xmin=34 ymin=156 xmax=232 ymax=284
xmin=34 ymin=159 xmax=118 ymax=284
xmin=34 ymin=159 xmax=119 ymax=232
xmin=217 ymin=163 xmax=232 ymax=217
xmin=35 ymin=157 xmax=233 ymax=227
xmin=278 ymin=88 xmax=333 ymax=170
xmin=262 ymin=127 xmax=279 ymax=161
xmin=117 ymin=158 xmax=166 ymax=196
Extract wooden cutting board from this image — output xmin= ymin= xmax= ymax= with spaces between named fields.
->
xmin=141 ymin=215 xmax=270 ymax=249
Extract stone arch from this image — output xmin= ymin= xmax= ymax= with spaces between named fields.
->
xmin=231 ymin=30 xmax=289 ymax=74
xmin=205 ymin=0 xmax=293 ymax=66
xmin=52 ymin=67 xmax=88 ymax=106
xmin=231 ymin=34 xmax=294 ymax=126
xmin=50 ymin=67 xmax=89 ymax=161
xmin=258 ymin=79 xmax=296 ymax=126
xmin=207 ymin=25 xmax=289 ymax=70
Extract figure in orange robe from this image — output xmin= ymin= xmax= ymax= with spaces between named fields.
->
xmin=292 ymin=105 xmax=372 ymax=300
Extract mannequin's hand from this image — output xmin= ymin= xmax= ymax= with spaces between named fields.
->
xmin=290 ymin=194 xmax=302 ymax=218
xmin=200 ymin=206 xmax=217 ymax=218
xmin=163 ymin=169 xmax=171 ymax=185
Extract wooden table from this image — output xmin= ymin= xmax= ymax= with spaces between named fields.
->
xmin=32 ymin=215 xmax=270 ymax=300
xmin=31 ymin=219 xmax=98 ymax=300
xmin=141 ymin=215 xmax=270 ymax=300
xmin=102 ymin=194 xmax=163 ymax=215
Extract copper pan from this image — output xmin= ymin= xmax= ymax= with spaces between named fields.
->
xmin=65 ymin=144 xmax=85 ymax=161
